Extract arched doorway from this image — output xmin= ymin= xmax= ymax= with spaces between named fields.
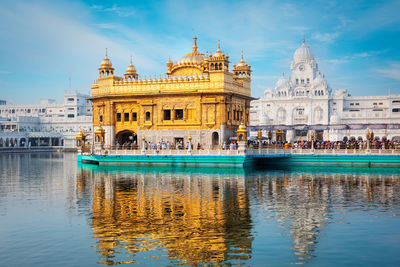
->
xmin=20 ymin=138 xmax=26 ymax=147
xmin=212 ymin=132 xmax=219 ymax=148
xmin=116 ymin=130 xmax=137 ymax=145
xmin=276 ymin=129 xmax=285 ymax=143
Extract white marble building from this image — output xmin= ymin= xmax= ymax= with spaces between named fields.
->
xmin=0 ymin=91 xmax=93 ymax=149
xmin=250 ymin=38 xmax=400 ymax=142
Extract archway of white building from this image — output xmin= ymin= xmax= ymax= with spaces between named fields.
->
xmin=20 ymin=138 xmax=26 ymax=147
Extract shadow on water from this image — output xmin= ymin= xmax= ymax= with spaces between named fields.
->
xmin=76 ymin=162 xmax=400 ymax=265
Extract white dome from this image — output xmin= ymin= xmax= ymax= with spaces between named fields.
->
xmin=263 ymin=89 xmax=273 ymax=99
xmin=177 ymin=54 xmax=205 ymax=65
xmin=313 ymin=73 xmax=325 ymax=86
xmin=275 ymin=75 xmax=289 ymax=90
xmin=293 ymin=42 xmax=314 ymax=64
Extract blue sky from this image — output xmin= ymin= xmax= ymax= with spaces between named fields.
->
xmin=0 ymin=0 xmax=399 ymax=104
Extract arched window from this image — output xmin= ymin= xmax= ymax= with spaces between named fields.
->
xmin=219 ymin=63 xmax=222 ymax=70
xmin=314 ymin=107 xmax=323 ymax=121
xmin=278 ymin=108 xmax=286 ymax=122
xmin=145 ymin=112 xmax=151 ymax=121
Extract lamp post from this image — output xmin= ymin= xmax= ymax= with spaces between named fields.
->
xmin=188 ymin=136 xmax=192 ymax=152
xmin=141 ymin=136 xmax=146 ymax=153
xmin=268 ymin=130 xmax=272 ymax=145
xmin=311 ymin=130 xmax=315 ymax=151
xmin=371 ymin=131 xmax=374 ymax=148
xmin=257 ymin=129 xmax=262 ymax=150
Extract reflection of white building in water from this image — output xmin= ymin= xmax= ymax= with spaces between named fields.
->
xmin=0 ymin=92 xmax=92 ymax=149
xmin=250 ymin=38 xmax=400 ymax=142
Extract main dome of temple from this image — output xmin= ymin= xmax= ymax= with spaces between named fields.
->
xmin=177 ymin=54 xmax=205 ymax=65
xmin=293 ymin=38 xmax=314 ymax=63
xmin=176 ymin=36 xmax=205 ymax=65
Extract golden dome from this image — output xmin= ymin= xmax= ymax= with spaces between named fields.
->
xmin=238 ymin=124 xmax=247 ymax=132
xmin=177 ymin=36 xmax=205 ymax=65
xmin=126 ymin=56 xmax=136 ymax=74
xmin=76 ymin=129 xmax=84 ymax=139
xmin=94 ymin=126 xmax=105 ymax=135
xmin=213 ymin=40 xmax=225 ymax=57
xmin=100 ymin=48 xmax=113 ymax=68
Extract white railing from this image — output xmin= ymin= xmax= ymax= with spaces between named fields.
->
xmin=84 ymin=145 xmax=400 ymax=157
xmin=103 ymin=148 xmax=245 ymax=156
xmin=290 ymin=148 xmax=400 ymax=155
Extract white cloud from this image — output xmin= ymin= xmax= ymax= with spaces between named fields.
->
xmin=324 ymin=59 xmax=349 ymax=64
xmin=91 ymin=4 xmax=135 ymax=17
xmin=312 ymin=32 xmax=340 ymax=43
xmin=352 ymin=50 xmax=387 ymax=58
xmin=374 ymin=62 xmax=400 ymax=80
xmin=95 ymin=23 xmax=119 ymax=30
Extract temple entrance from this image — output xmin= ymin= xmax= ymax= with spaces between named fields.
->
xmin=212 ymin=132 xmax=219 ymax=148
xmin=276 ymin=129 xmax=285 ymax=143
xmin=316 ymin=130 xmax=324 ymax=140
xmin=116 ymin=130 xmax=137 ymax=145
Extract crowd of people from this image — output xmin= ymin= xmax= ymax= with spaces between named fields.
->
xmin=248 ymin=138 xmax=400 ymax=150
xmin=116 ymin=138 xmax=400 ymax=151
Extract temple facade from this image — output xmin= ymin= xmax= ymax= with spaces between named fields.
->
xmin=90 ymin=37 xmax=253 ymax=148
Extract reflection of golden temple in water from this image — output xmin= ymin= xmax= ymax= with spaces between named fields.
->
xmin=76 ymin=167 xmax=253 ymax=265
xmin=75 ymin=165 xmax=400 ymax=265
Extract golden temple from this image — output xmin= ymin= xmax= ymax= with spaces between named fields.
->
xmin=89 ymin=37 xmax=253 ymax=147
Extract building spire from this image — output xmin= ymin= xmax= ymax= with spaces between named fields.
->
xmin=241 ymin=50 xmax=244 ymax=60
xmin=217 ymin=40 xmax=221 ymax=51
xmin=130 ymin=55 xmax=133 ymax=65
xmin=302 ymin=35 xmax=305 ymax=44
xmin=192 ymin=36 xmax=198 ymax=53
xmin=105 ymin=48 xmax=108 ymax=58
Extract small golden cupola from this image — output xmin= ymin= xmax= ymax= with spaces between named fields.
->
xmin=167 ymin=36 xmax=206 ymax=76
xmin=209 ymin=40 xmax=229 ymax=72
xmin=99 ymin=48 xmax=114 ymax=78
xmin=124 ymin=56 xmax=138 ymax=81
xmin=233 ymin=50 xmax=251 ymax=79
